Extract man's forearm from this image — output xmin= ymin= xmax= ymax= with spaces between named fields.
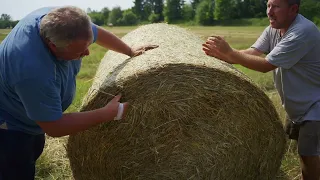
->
xmin=37 ymin=108 xmax=114 ymax=137
xmin=227 ymin=50 xmax=276 ymax=73
xmin=96 ymin=26 xmax=132 ymax=57
xmin=239 ymin=49 xmax=256 ymax=55
xmin=239 ymin=48 xmax=264 ymax=56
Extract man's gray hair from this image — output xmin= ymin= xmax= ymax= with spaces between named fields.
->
xmin=40 ymin=6 xmax=93 ymax=49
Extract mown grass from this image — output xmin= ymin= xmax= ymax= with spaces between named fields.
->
xmin=0 ymin=26 xmax=300 ymax=180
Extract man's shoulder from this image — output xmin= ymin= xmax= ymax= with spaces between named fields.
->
xmin=3 ymin=7 xmax=56 ymax=53
xmin=1 ymin=43 xmax=56 ymax=86
xmin=290 ymin=15 xmax=319 ymax=38
xmin=9 ymin=7 xmax=57 ymax=39
xmin=2 ymin=36 xmax=55 ymax=81
xmin=296 ymin=14 xmax=317 ymax=27
xmin=11 ymin=7 xmax=55 ymax=34
xmin=21 ymin=7 xmax=56 ymax=22
xmin=1 ymin=8 xmax=58 ymax=84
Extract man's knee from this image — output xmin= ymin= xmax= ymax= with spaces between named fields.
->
xmin=300 ymin=155 xmax=320 ymax=180
xmin=297 ymin=121 xmax=320 ymax=180
xmin=297 ymin=121 xmax=320 ymax=156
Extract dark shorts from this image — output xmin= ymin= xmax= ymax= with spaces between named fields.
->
xmin=0 ymin=129 xmax=45 ymax=180
xmin=285 ymin=120 xmax=320 ymax=156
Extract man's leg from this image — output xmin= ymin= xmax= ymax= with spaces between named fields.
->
xmin=0 ymin=129 xmax=45 ymax=180
xmin=298 ymin=121 xmax=320 ymax=180
xmin=34 ymin=133 xmax=45 ymax=161
xmin=299 ymin=156 xmax=320 ymax=180
xmin=0 ymin=129 xmax=5 ymax=180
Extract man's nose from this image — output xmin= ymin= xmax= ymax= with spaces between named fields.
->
xmin=79 ymin=49 xmax=90 ymax=59
xmin=267 ymin=7 xmax=273 ymax=16
xmin=84 ymin=49 xmax=90 ymax=56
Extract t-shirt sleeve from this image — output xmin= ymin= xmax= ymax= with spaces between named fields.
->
xmin=251 ymin=26 xmax=270 ymax=54
xmin=266 ymin=31 xmax=315 ymax=69
xmin=91 ymin=23 xmax=98 ymax=43
xmin=14 ymin=78 xmax=62 ymax=121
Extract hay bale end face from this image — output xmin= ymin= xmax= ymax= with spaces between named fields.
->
xmin=67 ymin=23 xmax=286 ymax=180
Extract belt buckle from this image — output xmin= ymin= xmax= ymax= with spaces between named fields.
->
xmin=0 ymin=122 xmax=8 ymax=130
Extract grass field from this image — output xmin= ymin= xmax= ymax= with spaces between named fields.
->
xmin=0 ymin=25 xmax=300 ymax=180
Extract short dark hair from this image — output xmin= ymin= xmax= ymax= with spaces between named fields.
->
xmin=288 ymin=0 xmax=300 ymax=6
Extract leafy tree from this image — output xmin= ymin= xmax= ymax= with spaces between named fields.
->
xmin=299 ymin=0 xmax=320 ymax=22
xmin=86 ymin=8 xmax=92 ymax=14
xmin=154 ymin=0 xmax=164 ymax=21
xmin=121 ymin=9 xmax=138 ymax=25
xmin=0 ymin=14 xmax=13 ymax=28
xmin=108 ymin=6 xmax=123 ymax=25
xmin=133 ymin=0 xmax=144 ymax=19
xmin=101 ymin=7 xmax=110 ymax=25
xmin=191 ymin=0 xmax=201 ymax=18
xmin=251 ymin=0 xmax=267 ymax=18
xmin=182 ymin=3 xmax=194 ymax=21
xmin=0 ymin=14 xmax=11 ymax=21
xmin=11 ymin=20 xmax=19 ymax=28
xmin=88 ymin=11 xmax=104 ymax=26
xmin=148 ymin=13 xmax=160 ymax=23
xmin=195 ymin=0 xmax=214 ymax=25
xmin=164 ymin=0 xmax=184 ymax=23
xmin=143 ymin=0 xmax=153 ymax=21
xmin=214 ymin=0 xmax=236 ymax=20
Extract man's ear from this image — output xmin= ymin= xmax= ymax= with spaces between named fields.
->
xmin=290 ymin=4 xmax=299 ymax=14
xmin=47 ymin=40 xmax=57 ymax=53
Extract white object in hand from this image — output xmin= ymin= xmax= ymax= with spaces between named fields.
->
xmin=114 ymin=103 xmax=124 ymax=120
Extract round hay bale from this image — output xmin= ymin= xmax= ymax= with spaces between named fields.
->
xmin=67 ymin=23 xmax=286 ymax=180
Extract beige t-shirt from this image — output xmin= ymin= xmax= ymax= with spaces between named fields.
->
xmin=252 ymin=14 xmax=320 ymax=122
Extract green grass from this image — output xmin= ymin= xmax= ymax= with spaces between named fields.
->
xmin=0 ymin=34 xmax=6 ymax=41
xmin=0 ymin=29 xmax=10 ymax=41
xmin=215 ymin=17 xmax=270 ymax=26
xmin=0 ymin=26 xmax=300 ymax=179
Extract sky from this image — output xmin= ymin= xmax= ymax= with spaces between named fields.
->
xmin=1 ymin=0 xmax=135 ymax=20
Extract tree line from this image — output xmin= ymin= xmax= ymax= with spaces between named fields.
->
xmin=88 ymin=0 xmax=320 ymax=26
xmin=1 ymin=0 xmax=319 ymax=29
xmin=0 ymin=14 xmax=19 ymax=29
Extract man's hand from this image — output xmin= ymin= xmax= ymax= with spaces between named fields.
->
xmin=130 ymin=45 xmax=159 ymax=57
xmin=202 ymin=36 xmax=235 ymax=64
xmin=96 ymin=26 xmax=158 ymax=58
xmin=36 ymin=94 xmax=130 ymax=137
xmin=102 ymin=94 xmax=129 ymax=121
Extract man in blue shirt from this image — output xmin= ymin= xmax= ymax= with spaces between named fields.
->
xmin=0 ymin=6 xmax=157 ymax=180
xmin=203 ymin=0 xmax=320 ymax=179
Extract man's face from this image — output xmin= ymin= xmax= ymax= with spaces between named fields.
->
xmin=267 ymin=0 xmax=298 ymax=29
xmin=54 ymin=40 xmax=91 ymax=61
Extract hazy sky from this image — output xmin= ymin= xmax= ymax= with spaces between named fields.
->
xmin=1 ymin=0 xmax=135 ymax=20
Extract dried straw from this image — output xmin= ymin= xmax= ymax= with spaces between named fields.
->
xmin=67 ymin=23 xmax=286 ymax=180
